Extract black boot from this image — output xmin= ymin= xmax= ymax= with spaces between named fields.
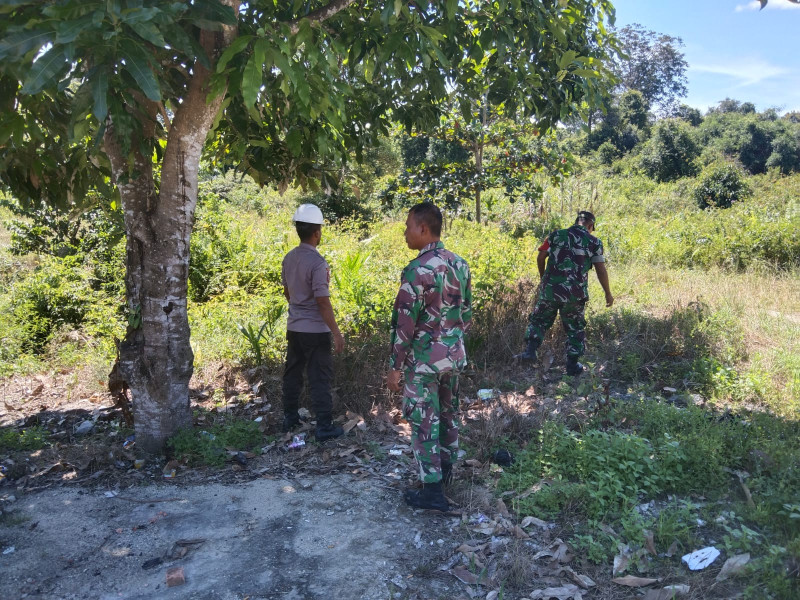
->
xmin=565 ymin=356 xmax=585 ymax=376
xmin=441 ymin=461 xmax=453 ymax=486
xmin=315 ymin=416 xmax=343 ymax=441
xmin=282 ymin=412 xmax=301 ymax=433
xmin=404 ymin=482 xmax=449 ymax=512
xmin=516 ymin=338 xmax=540 ymax=362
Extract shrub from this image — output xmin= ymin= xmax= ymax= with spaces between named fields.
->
xmin=10 ymin=257 xmax=97 ymax=352
xmin=639 ymin=119 xmax=700 ymax=182
xmin=693 ymin=163 xmax=751 ymax=209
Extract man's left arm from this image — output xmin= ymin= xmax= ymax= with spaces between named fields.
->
xmin=591 ymin=240 xmax=613 ymax=307
xmin=462 ymin=268 xmax=473 ymax=332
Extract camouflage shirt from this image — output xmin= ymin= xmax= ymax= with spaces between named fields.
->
xmin=389 ymin=241 xmax=473 ymax=374
xmin=539 ymin=225 xmax=605 ymax=303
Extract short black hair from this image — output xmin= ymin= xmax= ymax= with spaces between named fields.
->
xmin=295 ymin=222 xmax=321 ymax=242
xmin=408 ymin=202 xmax=442 ymax=237
xmin=575 ymin=210 xmax=596 ymax=226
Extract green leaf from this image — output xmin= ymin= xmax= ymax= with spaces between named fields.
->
xmin=55 ymin=15 xmax=96 ymax=44
xmin=286 ymin=128 xmax=302 ymax=155
xmin=267 ymin=47 xmax=292 ymax=79
xmin=419 ymin=26 xmax=444 ymax=43
xmin=92 ymin=68 xmax=109 ymax=121
xmin=120 ymin=7 xmax=161 ymax=26
xmin=446 ymin=0 xmax=458 ymax=20
xmin=0 ymin=28 xmax=50 ymax=60
xmin=216 ymin=35 xmax=253 ymax=72
xmin=134 ymin=22 xmax=167 ymax=48
xmin=241 ymin=53 xmax=261 ymax=107
xmin=558 ymin=50 xmax=577 ymax=69
xmin=21 ymin=48 xmax=68 ymax=95
xmin=120 ymin=41 xmax=161 ymax=101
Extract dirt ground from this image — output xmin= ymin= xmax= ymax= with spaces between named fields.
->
xmin=0 ymin=372 xmax=525 ymax=600
xmin=1 ymin=370 xmax=747 ymax=600
xmin=0 ymin=474 xmax=464 ymax=600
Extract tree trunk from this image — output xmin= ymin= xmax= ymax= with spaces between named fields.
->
xmin=104 ymin=14 xmax=238 ymax=453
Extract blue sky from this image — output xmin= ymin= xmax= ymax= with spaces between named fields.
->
xmin=609 ymin=0 xmax=800 ymax=114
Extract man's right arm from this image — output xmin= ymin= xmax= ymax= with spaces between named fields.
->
xmin=537 ymin=249 xmax=547 ymax=277
xmin=594 ymin=262 xmax=614 ymax=307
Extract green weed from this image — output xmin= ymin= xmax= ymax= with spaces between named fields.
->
xmin=167 ymin=418 xmax=263 ymax=467
xmin=0 ymin=426 xmax=49 ymax=451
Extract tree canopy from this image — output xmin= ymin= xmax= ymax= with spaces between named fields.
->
xmin=609 ymin=23 xmax=688 ymax=117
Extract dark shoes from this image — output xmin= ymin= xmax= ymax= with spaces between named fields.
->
xmin=566 ymin=357 xmax=585 ymax=376
xmin=315 ymin=421 xmax=343 ymax=441
xmin=404 ymin=482 xmax=449 ymax=512
xmin=284 ymin=412 xmax=343 ymax=441
xmin=282 ymin=412 xmax=301 ymax=433
xmin=516 ymin=338 xmax=540 ymax=362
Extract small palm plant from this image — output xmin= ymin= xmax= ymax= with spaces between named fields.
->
xmin=237 ymin=303 xmax=286 ymax=367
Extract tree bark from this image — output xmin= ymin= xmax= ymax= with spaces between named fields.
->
xmin=105 ymin=6 xmax=238 ymax=453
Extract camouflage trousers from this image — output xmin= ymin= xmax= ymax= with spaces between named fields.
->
xmin=525 ymin=298 xmax=587 ymax=359
xmin=402 ymin=371 xmax=460 ymax=484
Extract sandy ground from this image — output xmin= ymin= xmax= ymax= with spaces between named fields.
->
xmin=1 ymin=475 xmax=461 ymax=600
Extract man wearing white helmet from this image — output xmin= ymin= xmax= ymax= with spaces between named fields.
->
xmin=281 ymin=204 xmax=344 ymax=441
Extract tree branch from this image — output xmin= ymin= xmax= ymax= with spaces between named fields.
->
xmin=288 ymin=0 xmax=358 ymax=34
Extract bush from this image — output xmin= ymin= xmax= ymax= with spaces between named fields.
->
xmin=693 ymin=163 xmax=751 ymax=209
xmin=639 ymin=119 xmax=700 ymax=182
xmin=10 ymin=257 xmax=97 ymax=352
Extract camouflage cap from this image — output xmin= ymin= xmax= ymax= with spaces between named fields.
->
xmin=576 ymin=210 xmax=596 ymax=223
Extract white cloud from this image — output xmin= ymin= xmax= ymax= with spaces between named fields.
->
xmin=735 ymin=0 xmax=800 ymax=12
xmin=691 ymin=58 xmax=791 ymax=87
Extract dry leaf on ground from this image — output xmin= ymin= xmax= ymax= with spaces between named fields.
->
xmin=643 ymin=585 xmax=691 ymax=600
xmin=533 ymin=538 xmax=571 ymax=564
xmin=449 ymin=567 xmax=481 ymax=585
xmin=715 ymin=553 xmax=750 ymax=582
xmin=521 ymin=515 xmax=549 ymax=529
xmin=611 ymin=575 xmax=659 ymax=587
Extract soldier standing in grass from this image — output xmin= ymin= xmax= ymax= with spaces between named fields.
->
xmin=517 ymin=210 xmax=613 ymax=375
xmin=387 ymin=202 xmax=472 ymax=512
xmin=281 ymin=203 xmax=344 ymax=441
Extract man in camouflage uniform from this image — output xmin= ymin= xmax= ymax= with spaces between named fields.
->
xmin=517 ymin=210 xmax=613 ymax=375
xmin=387 ymin=202 xmax=472 ymax=512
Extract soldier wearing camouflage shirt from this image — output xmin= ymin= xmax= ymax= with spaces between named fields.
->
xmin=517 ymin=210 xmax=613 ymax=375
xmin=387 ymin=202 xmax=472 ymax=512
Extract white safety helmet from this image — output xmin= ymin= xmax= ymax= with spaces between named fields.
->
xmin=292 ymin=203 xmax=324 ymax=224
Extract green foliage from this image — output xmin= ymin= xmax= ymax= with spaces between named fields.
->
xmin=237 ymin=303 xmax=285 ymax=368
xmin=0 ymin=425 xmax=49 ymax=451
xmin=400 ymin=135 xmax=430 ymax=169
xmin=10 ymin=257 xmax=97 ymax=352
xmin=167 ymin=418 xmax=262 ymax=467
xmin=693 ymin=163 xmax=751 ymax=209
xmin=639 ymin=119 xmax=699 ymax=182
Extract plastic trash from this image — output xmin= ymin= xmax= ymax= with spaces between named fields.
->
xmin=199 ymin=430 xmax=216 ymax=440
xmin=75 ymin=420 xmax=94 ymax=436
xmin=286 ymin=433 xmax=306 ymax=450
xmin=123 ymin=435 xmax=136 ymax=450
xmin=477 ymin=389 xmax=496 ymax=401
xmin=682 ymin=546 xmax=720 ymax=570
xmin=134 ymin=459 xmax=146 ymax=469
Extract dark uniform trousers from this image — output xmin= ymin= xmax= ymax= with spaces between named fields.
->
xmin=282 ymin=331 xmax=334 ymax=421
